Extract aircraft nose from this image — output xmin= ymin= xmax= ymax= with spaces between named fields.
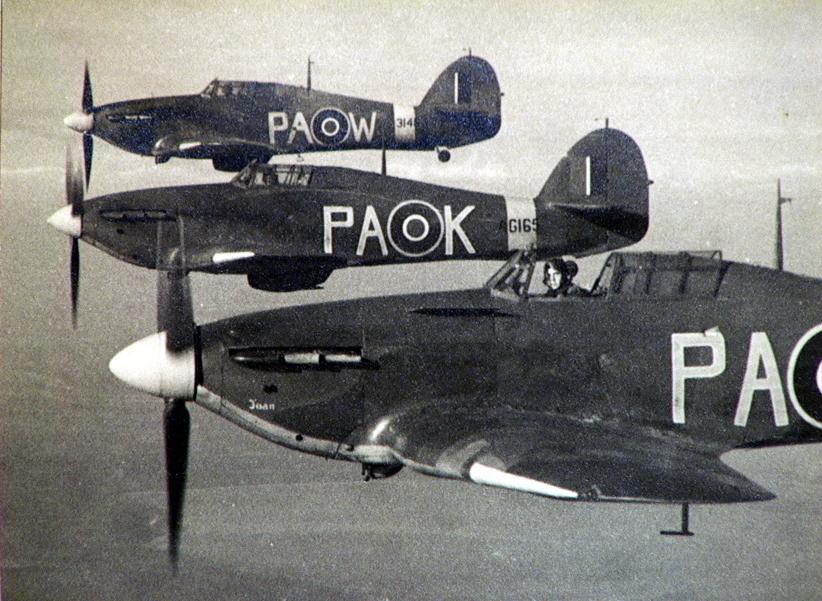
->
xmin=47 ymin=205 xmax=82 ymax=238
xmin=109 ymin=332 xmax=197 ymax=399
xmin=64 ymin=111 xmax=94 ymax=133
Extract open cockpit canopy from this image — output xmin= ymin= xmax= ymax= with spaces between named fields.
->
xmin=488 ymin=250 xmax=728 ymax=301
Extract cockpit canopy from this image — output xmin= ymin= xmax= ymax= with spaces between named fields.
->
xmin=231 ymin=163 xmax=314 ymax=189
xmin=201 ymin=79 xmax=261 ymax=98
xmin=488 ymin=250 xmax=727 ymax=301
xmin=592 ymin=251 xmax=726 ymax=299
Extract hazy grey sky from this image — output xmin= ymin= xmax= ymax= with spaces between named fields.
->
xmin=4 ymin=0 xmax=821 ymax=273
xmin=2 ymin=2 xmax=822 ymax=600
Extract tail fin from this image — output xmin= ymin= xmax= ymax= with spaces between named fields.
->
xmin=415 ymin=55 xmax=501 ymax=148
xmin=535 ymin=128 xmax=649 ymax=257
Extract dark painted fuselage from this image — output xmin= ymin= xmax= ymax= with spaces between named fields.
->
xmin=78 ymin=129 xmax=649 ymax=291
xmin=80 ymin=56 xmax=501 ymax=169
xmin=81 ymin=165 xmax=517 ymax=271
xmin=196 ymin=254 xmax=822 ymax=463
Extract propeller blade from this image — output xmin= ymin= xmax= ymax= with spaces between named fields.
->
xmin=157 ymin=269 xmax=195 ymax=352
xmin=156 ymin=218 xmax=194 ymax=351
xmin=82 ymin=62 xmax=93 ymax=113
xmin=62 ymin=144 xmax=84 ymax=327
xmin=155 ymin=216 xmax=196 ymax=569
xmin=163 ymin=397 xmax=190 ymax=571
xmin=70 ymin=238 xmax=80 ymax=328
xmin=160 ymin=266 xmax=194 ymax=569
xmin=66 ymin=145 xmax=84 ymax=216
xmin=83 ymin=134 xmax=93 ymax=190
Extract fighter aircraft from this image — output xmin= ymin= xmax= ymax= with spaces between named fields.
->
xmin=64 ymin=55 xmax=501 ymax=183
xmin=108 ymin=246 xmax=822 ymax=566
xmin=48 ymin=127 xmax=650 ymax=323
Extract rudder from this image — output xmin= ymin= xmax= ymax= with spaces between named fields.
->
xmin=415 ymin=55 xmax=502 ymax=148
xmin=535 ymin=128 xmax=649 ymax=255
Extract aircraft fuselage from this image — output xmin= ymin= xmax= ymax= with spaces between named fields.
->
xmin=76 ymin=162 xmax=643 ymax=290
xmin=194 ymin=259 xmax=822 ymax=470
xmin=91 ymin=86 xmax=497 ymax=153
xmin=75 ymin=55 xmax=503 ymax=170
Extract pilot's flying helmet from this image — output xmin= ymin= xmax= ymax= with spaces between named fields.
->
xmin=544 ymin=258 xmax=577 ymax=290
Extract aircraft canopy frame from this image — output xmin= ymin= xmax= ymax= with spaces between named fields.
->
xmin=593 ymin=251 xmax=726 ymax=299
xmin=231 ymin=163 xmax=314 ymax=189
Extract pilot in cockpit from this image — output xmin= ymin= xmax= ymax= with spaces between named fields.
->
xmin=543 ymin=258 xmax=591 ymax=298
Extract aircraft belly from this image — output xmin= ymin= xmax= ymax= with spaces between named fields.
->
xmin=194 ymin=385 xmax=395 ymax=464
xmin=361 ymin=400 xmax=776 ymax=504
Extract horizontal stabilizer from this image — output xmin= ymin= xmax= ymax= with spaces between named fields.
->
xmin=552 ymin=204 xmax=648 ymax=242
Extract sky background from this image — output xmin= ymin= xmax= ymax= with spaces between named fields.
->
xmin=2 ymin=1 xmax=822 ymax=600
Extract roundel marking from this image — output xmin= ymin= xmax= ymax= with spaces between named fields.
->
xmin=311 ymin=108 xmax=350 ymax=146
xmin=387 ymin=200 xmax=444 ymax=257
xmin=402 ymin=215 xmax=430 ymax=242
xmin=787 ymin=323 xmax=822 ymax=429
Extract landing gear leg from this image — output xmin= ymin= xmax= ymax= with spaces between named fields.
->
xmin=362 ymin=464 xmax=374 ymax=482
xmin=660 ymin=503 xmax=694 ymax=536
xmin=361 ymin=462 xmax=403 ymax=481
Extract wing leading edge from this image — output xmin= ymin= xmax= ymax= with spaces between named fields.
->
xmin=363 ymin=405 xmax=775 ymax=504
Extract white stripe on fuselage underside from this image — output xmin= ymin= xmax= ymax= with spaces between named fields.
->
xmin=179 ymin=141 xmax=204 ymax=152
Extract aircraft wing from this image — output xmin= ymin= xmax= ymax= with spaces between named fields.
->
xmin=367 ymin=405 xmax=775 ymax=504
